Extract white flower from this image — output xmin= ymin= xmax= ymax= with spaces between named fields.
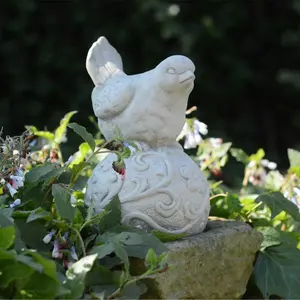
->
xmin=10 ymin=175 xmax=24 ymax=189
xmin=167 ymin=4 xmax=180 ymax=16
xmin=70 ymin=246 xmax=78 ymax=261
xmin=267 ymin=162 xmax=277 ymax=170
xmin=20 ymin=158 xmax=30 ymax=169
xmin=183 ymin=120 xmax=208 ymax=150
xmin=16 ymin=168 xmax=24 ymax=177
xmin=0 ymin=178 xmax=6 ymax=185
xmin=6 ymin=183 xmax=18 ymax=197
xmin=194 ymin=120 xmax=208 ymax=135
xmin=294 ymin=187 xmax=300 ymax=196
xmin=61 ymin=232 xmax=69 ymax=243
xmin=0 ymin=146 xmax=9 ymax=154
xmin=10 ymin=198 xmax=21 ymax=208
xmin=13 ymin=150 xmax=19 ymax=156
xmin=42 ymin=144 xmax=50 ymax=151
xmin=184 ymin=131 xmax=202 ymax=149
xmin=65 ymin=155 xmax=74 ymax=166
xmin=248 ymin=168 xmax=267 ymax=186
xmin=209 ymin=138 xmax=222 ymax=149
xmin=43 ymin=230 xmax=56 ymax=244
xmin=291 ymin=197 xmax=299 ymax=207
xmin=70 ymin=195 xmax=76 ymax=205
xmin=52 ymin=240 xmax=61 ymax=258
xmin=261 ymin=159 xmax=277 ymax=170
xmin=284 ymin=190 xmax=289 ymax=199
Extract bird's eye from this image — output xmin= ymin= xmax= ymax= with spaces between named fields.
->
xmin=167 ymin=67 xmax=176 ymax=74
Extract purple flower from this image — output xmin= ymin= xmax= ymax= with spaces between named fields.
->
xmin=70 ymin=246 xmax=78 ymax=261
xmin=43 ymin=230 xmax=56 ymax=244
xmin=9 ymin=198 xmax=21 ymax=208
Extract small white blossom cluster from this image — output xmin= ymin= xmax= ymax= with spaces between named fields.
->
xmin=181 ymin=119 xmax=208 ymax=149
xmin=0 ymin=132 xmax=31 ymax=208
xmin=177 ymin=107 xmax=208 ymax=149
xmin=246 ymin=159 xmax=277 ymax=187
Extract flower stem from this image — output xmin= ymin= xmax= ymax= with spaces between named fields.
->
xmin=71 ymin=227 xmax=86 ymax=257
xmin=209 ymin=193 xmax=227 ymax=201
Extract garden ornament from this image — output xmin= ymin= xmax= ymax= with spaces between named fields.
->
xmin=85 ymin=36 xmax=210 ymax=235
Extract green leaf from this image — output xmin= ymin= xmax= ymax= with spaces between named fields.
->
xmin=0 ymin=226 xmax=15 ymax=249
xmin=113 ymin=241 xmax=130 ymax=273
xmin=122 ymin=232 xmax=167 ymax=259
xmin=157 ymin=252 xmax=168 ymax=268
xmin=152 ymin=230 xmax=186 ymax=242
xmin=0 ymin=260 xmax=33 ymax=289
xmin=254 ymin=245 xmax=300 ymax=299
xmin=23 ymin=250 xmax=59 ymax=281
xmin=34 ymin=131 xmax=54 ymax=141
xmin=52 ymin=184 xmax=76 ymax=221
xmin=68 ymin=122 xmax=96 ymax=151
xmin=99 ymin=195 xmax=122 ymax=232
xmin=84 ymin=234 xmax=97 ymax=250
xmin=0 ymin=209 xmax=14 ymax=227
xmin=264 ymin=171 xmax=284 ymax=191
xmin=230 ymin=148 xmax=249 ymax=164
xmin=70 ymin=161 xmax=89 ymax=184
xmin=213 ymin=142 xmax=232 ymax=157
xmin=288 ymin=148 xmax=300 ymax=168
xmin=0 ymin=248 xmax=16 ymax=260
xmin=14 ymin=219 xmax=50 ymax=251
xmin=54 ymin=111 xmax=77 ymax=144
xmin=25 ymin=164 xmax=55 ymax=184
xmin=71 ymin=208 xmax=84 ymax=229
xmin=108 ymin=232 xmax=145 ymax=246
xmin=72 ymin=175 xmax=89 ymax=191
xmin=91 ymin=243 xmax=115 ymax=259
xmin=226 ymin=193 xmax=243 ymax=214
xmin=257 ymin=227 xmax=299 ymax=250
xmin=26 ymin=208 xmax=52 ymax=223
xmin=289 ymin=166 xmax=300 ymax=177
xmin=14 ymin=225 xmax=26 ymax=251
xmin=249 ymin=148 xmax=265 ymax=162
xmin=256 ymin=192 xmax=300 ymax=221
xmin=40 ymin=166 xmax=66 ymax=182
xmin=16 ymin=254 xmax=44 ymax=273
xmin=120 ymin=282 xmax=147 ymax=299
xmin=15 ymin=272 xmax=60 ymax=299
xmin=85 ymin=264 xmax=118 ymax=287
xmin=145 ymin=248 xmax=157 ymax=268
xmin=69 ymin=143 xmax=91 ymax=167
xmin=83 ymin=210 xmax=108 ymax=229
xmin=64 ymin=254 xmax=98 ymax=298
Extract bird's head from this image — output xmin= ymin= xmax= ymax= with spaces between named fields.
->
xmin=154 ymin=55 xmax=196 ymax=94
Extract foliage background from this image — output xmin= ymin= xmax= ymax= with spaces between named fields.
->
xmin=1 ymin=0 xmax=300 ymax=168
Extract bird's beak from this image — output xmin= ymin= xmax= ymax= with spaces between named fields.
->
xmin=179 ymin=70 xmax=195 ymax=84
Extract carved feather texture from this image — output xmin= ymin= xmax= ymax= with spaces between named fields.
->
xmin=86 ymin=36 xmax=124 ymax=86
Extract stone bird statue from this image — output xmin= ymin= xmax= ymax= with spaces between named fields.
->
xmin=86 ymin=36 xmax=196 ymax=147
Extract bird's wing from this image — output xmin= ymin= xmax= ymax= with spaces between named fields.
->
xmin=92 ymin=79 xmax=135 ymax=120
xmin=86 ymin=36 xmax=125 ymax=86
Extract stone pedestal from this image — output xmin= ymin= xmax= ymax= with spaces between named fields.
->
xmin=136 ymin=220 xmax=263 ymax=299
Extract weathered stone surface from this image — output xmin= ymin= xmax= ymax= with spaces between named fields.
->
xmin=140 ymin=220 xmax=263 ymax=299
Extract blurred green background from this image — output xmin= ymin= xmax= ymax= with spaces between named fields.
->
xmin=1 ymin=0 xmax=300 ymax=168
